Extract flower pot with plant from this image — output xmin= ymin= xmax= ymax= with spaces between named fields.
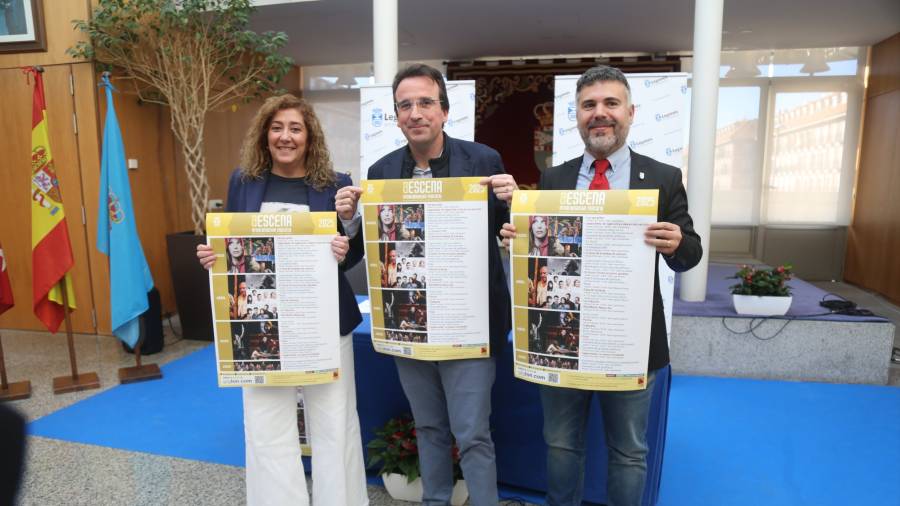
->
xmin=367 ymin=414 xmax=468 ymax=504
xmin=729 ymin=264 xmax=794 ymax=316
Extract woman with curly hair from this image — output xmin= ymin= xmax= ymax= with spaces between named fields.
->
xmin=197 ymin=94 xmax=368 ymax=506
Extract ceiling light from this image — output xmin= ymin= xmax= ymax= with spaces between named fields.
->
xmin=725 ymin=53 xmax=761 ymax=78
xmin=800 ymin=50 xmax=831 ymax=75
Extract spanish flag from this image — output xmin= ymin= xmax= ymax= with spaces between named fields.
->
xmin=26 ymin=67 xmax=76 ymax=333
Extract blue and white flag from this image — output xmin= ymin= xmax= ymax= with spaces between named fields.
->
xmin=97 ymin=75 xmax=154 ymax=347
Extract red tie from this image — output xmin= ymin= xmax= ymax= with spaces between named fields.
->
xmin=589 ymin=159 xmax=611 ymax=190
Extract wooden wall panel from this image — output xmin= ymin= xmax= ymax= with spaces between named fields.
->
xmin=70 ymin=62 xmax=110 ymax=334
xmin=0 ymin=0 xmax=91 ymax=70
xmin=845 ymin=32 xmax=900 ymax=305
xmin=844 ymin=93 xmax=897 ymax=290
xmin=41 ymin=65 xmax=96 ymax=333
xmin=0 ymin=4 xmax=304 ymax=329
xmin=0 ymin=65 xmax=95 ymax=332
xmin=169 ymin=106 xmax=258 ymax=234
xmin=889 ymin=117 xmax=900 ymax=299
xmin=166 ymin=117 xmax=194 ymax=235
xmin=157 ymin=109 xmax=191 ymax=236
xmin=203 ymin=104 xmax=261 ymax=205
xmin=867 ymin=32 xmax=900 ymax=99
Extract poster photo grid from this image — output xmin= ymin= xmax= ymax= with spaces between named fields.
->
xmin=371 ymin=202 xmax=430 ymax=344
xmin=382 ymin=289 xmax=427 ymax=334
xmin=376 ymin=203 xmax=425 ymax=242
xmin=230 ymin=320 xmax=281 ymax=367
xmin=227 ymin=274 xmax=278 ymax=321
xmin=378 ymin=242 xmax=427 ymax=289
xmin=520 ymin=215 xmax=585 ymax=370
xmin=225 ymin=237 xmax=276 ymax=273
xmin=527 ymin=257 xmax=581 ymax=310
xmin=527 ymin=309 xmax=580 ymax=359
xmin=527 ymin=215 xmax=583 ymax=258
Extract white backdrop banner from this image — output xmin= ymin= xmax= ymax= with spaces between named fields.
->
xmin=552 ymin=73 xmax=689 ymax=341
xmin=359 ymin=80 xmax=476 ymax=179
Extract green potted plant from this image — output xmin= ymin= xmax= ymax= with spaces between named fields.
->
xmin=367 ymin=414 xmax=468 ymax=504
xmin=729 ymin=264 xmax=794 ymax=316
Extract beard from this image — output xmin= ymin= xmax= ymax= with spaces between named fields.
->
xmin=579 ymin=119 xmax=626 ymax=158
xmin=584 ymin=132 xmax=619 ymax=155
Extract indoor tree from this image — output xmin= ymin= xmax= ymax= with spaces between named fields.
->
xmin=70 ymin=0 xmax=294 ymax=234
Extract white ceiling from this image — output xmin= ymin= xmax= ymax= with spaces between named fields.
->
xmin=248 ymin=0 xmax=900 ymax=66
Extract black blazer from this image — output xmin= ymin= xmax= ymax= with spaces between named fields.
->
xmin=225 ymin=169 xmax=364 ymax=336
xmin=539 ymin=149 xmax=702 ymax=370
xmin=366 ymin=136 xmax=512 ymax=354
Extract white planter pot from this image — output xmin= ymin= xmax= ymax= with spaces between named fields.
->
xmin=381 ymin=473 xmax=469 ymax=505
xmin=732 ymin=294 xmax=793 ymax=316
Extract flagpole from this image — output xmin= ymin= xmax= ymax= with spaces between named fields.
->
xmin=0 ymin=331 xmax=31 ymax=401
xmin=62 ymin=280 xmax=78 ymax=378
xmin=117 ymin=319 xmax=162 ymax=384
xmin=23 ymin=66 xmax=97 ymax=395
xmin=96 ymin=72 xmax=162 ymax=385
xmin=0 ymin=334 xmax=6 ymax=387
xmin=51 ymin=277 xmax=100 ymax=394
xmin=0 ymin=235 xmax=26 ymax=400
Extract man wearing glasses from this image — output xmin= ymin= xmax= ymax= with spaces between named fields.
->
xmin=336 ymin=63 xmax=516 ymax=505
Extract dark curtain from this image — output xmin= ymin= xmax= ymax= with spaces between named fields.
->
xmin=447 ymin=58 xmax=681 ymax=188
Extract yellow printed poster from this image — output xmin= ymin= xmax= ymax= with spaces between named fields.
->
xmin=510 ymin=190 xmax=659 ymax=390
xmin=360 ymin=177 xmax=490 ymax=360
xmin=206 ymin=212 xmax=341 ymax=387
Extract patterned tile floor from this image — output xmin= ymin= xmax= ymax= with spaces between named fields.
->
xmin=3 ymin=280 xmax=896 ymax=504
xmin=2 ymin=324 xmax=535 ymax=505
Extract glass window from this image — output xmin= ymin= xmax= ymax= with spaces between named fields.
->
xmin=717 ymin=50 xmax=770 ymax=79
xmin=771 ymin=47 xmax=859 ymax=77
xmin=683 ymin=46 xmax=862 ymax=226
xmin=765 ymin=91 xmax=849 ymax=224
xmin=711 ymin=87 xmax=762 ymax=224
xmin=683 ymin=86 xmax=762 ymax=225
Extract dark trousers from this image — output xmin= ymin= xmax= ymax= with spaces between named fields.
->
xmin=0 ymin=404 xmax=26 ymax=506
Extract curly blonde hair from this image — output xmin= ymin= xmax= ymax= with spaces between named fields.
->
xmin=239 ymin=94 xmax=336 ymax=190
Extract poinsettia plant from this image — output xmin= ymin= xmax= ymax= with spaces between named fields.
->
xmin=366 ymin=414 xmax=463 ymax=484
xmin=729 ymin=264 xmax=794 ymax=297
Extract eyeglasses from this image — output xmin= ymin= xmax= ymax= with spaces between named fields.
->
xmin=395 ymin=97 xmax=442 ymax=113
